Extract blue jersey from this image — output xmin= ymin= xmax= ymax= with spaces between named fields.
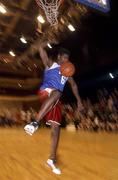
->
xmin=40 ymin=62 xmax=68 ymax=92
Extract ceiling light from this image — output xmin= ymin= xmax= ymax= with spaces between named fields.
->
xmin=109 ymin=73 xmax=114 ymax=79
xmin=9 ymin=51 xmax=15 ymax=57
xmin=37 ymin=15 xmax=45 ymax=24
xmin=0 ymin=4 xmax=7 ymax=14
xmin=3 ymin=58 xmax=8 ymax=63
xmin=28 ymin=67 xmax=32 ymax=71
xmin=47 ymin=43 xmax=52 ymax=49
xmin=68 ymin=24 xmax=75 ymax=32
xmin=34 ymin=64 xmax=37 ymax=68
xmin=60 ymin=18 xmax=65 ymax=24
xmin=20 ymin=36 xmax=27 ymax=44
xmin=18 ymin=83 xmax=22 ymax=87
xmin=101 ymin=0 xmax=107 ymax=5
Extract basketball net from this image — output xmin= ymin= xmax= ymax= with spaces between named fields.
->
xmin=35 ymin=0 xmax=62 ymax=26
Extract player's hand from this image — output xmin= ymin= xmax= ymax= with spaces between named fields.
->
xmin=24 ymin=121 xmax=39 ymax=136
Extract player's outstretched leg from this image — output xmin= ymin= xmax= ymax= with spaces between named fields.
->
xmin=24 ymin=90 xmax=62 ymax=135
xmin=24 ymin=121 xmax=39 ymax=136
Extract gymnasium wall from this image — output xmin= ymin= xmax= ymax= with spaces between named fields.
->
xmin=0 ymin=95 xmax=40 ymax=110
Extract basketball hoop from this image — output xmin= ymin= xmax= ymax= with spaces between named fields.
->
xmin=35 ymin=0 xmax=63 ymax=26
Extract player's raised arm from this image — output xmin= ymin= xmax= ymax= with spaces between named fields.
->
xmin=38 ymin=41 xmax=52 ymax=68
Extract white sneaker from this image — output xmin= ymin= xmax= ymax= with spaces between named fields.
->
xmin=47 ymin=159 xmax=61 ymax=175
xmin=24 ymin=122 xmax=39 ymax=136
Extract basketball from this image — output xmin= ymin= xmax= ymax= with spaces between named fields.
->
xmin=60 ymin=61 xmax=75 ymax=77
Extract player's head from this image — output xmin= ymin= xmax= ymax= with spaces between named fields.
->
xmin=57 ymin=48 xmax=70 ymax=64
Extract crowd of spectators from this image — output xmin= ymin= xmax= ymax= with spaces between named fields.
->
xmin=0 ymin=108 xmax=36 ymax=127
xmin=0 ymin=88 xmax=118 ymax=132
xmin=63 ymin=88 xmax=118 ymax=132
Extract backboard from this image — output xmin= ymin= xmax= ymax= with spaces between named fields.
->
xmin=75 ymin=0 xmax=110 ymax=13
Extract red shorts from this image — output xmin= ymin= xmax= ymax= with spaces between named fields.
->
xmin=38 ymin=89 xmax=62 ymax=125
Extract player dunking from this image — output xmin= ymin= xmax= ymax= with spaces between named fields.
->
xmin=24 ymin=40 xmax=83 ymax=174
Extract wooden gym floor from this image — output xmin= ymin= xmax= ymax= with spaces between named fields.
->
xmin=0 ymin=127 xmax=118 ymax=180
